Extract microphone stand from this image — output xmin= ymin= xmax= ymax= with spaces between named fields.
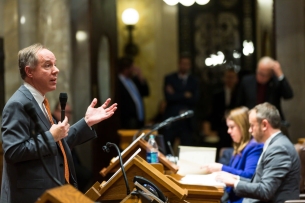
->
xmin=102 ymin=142 xmax=131 ymax=195
xmin=24 ymin=103 xmax=62 ymax=186
xmin=32 ymin=123 xmax=63 ymax=187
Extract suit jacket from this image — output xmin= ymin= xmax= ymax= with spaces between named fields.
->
xmin=237 ymin=75 xmax=293 ymax=120
xmin=235 ymin=133 xmax=300 ymax=203
xmin=222 ymin=139 xmax=264 ymax=203
xmin=163 ymin=72 xmax=199 ymax=119
xmin=209 ymin=86 xmax=239 ymax=148
xmin=115 ymin=76 xmax=149 ymax=129
xmin=1 ymin=85 xmax=97 ymax=203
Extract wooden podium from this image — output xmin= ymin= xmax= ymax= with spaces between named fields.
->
xmin=36 ymin=184 xmax=94 ymax=203
xmin=117 ymin=129 xmax=153 ymax=150
xmin=167 ymin=174 xmax=224 ymax=203
xmin=86 ymin=155 xmax=187 ymax=202
xmin=100 ymin=136 xmax=178 ymax=177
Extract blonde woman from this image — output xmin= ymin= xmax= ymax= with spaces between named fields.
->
xmin=203 ymin=107 xmax=263 ymax=203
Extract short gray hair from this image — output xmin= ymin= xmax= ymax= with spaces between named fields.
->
xmin=18 ymin=43 xmax=44 ymax=79
xmin=251 ymin=102 xmax=282 ymax=129
xmin=257 ymin=56 xmax=274 ymax=68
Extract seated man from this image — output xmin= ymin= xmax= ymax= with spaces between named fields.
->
xmin=215 ymin=102 xmax=300 ymax=202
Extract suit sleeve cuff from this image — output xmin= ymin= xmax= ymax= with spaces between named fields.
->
xmin=234 ymin=176 xmax=240 ymax=188
xmin=278 ymin=75 xmax=284 ymax=81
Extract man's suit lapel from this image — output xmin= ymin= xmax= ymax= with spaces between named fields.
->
xmin=19 ymin=85 xmax=51 ymax=130
xmin=251 ymin=133 xmax=283 ymax=183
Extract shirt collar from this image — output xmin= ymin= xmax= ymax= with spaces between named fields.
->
xmin=263 ymin=131 xmax=281 ymax=152
xmin=24 ymin=82 xmax=45 ymax=105
xmin=178 ymin=73 xmax=189 ymax=80
xmin=119 ymin=74 xmax=132 ymax=82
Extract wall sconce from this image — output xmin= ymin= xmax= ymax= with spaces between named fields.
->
xmin=122 ymin=8 xmax=139 ymax=58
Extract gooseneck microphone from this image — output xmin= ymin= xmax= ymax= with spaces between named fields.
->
xmin=143 ymin=110 xmax=194 ymax=140
xmin=24 ymin=103 xmax=62 ymax=186
xmin=59 ymin=93 xmax=68 ymax=122
xmin=168 ymin=110 xmax=194 ymax=123
xmin=102 ymin=142 xmax=131 ymax=195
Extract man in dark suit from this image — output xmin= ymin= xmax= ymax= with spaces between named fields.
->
xmin=216 ymin=102 xmax=300 ymax=202
xmin=116 ymin=57 xmax=149 ymax=129
xmin=161 ymin=54 xmax=199 ymax=153
xmin=1 ymin=43 xmax=117 ymax=203
xmin=209 ymin=68 xmax=239 ymax=155
xmin=237 ymin=56 xmax=293 ymax=120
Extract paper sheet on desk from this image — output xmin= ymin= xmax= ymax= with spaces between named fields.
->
xmin=177 ymin=146 xmax=216 ymax=175
xmin=180 ymin=174 xmax=225 ymax=187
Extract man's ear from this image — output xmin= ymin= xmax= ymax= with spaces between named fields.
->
xmin=25 ymin=66 xmax=33 ymax=78
xmin=261 ymin=119 xmax=268 ymax=131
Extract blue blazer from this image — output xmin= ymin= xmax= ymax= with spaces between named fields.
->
xmin=221 ymin=139 xmax=263 ymax=203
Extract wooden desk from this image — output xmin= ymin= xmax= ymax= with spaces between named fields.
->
xmin=36 ymin=184 xmax=93 ymax=203
xmin=88 ymin=155 xmax=223 ymax=202
xmin=167 ymin=174 xmax=224 ymax=203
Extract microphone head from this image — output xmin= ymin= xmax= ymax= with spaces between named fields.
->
xmin=181 ymin=110 xmax=194 ymax=118
xmin=102 ymin=145 xmax=110 ymax=153
xmin=59 ymin=93 xmax=68 ymax=110
xmin=24 ymin=103 xmax=39 ymax=123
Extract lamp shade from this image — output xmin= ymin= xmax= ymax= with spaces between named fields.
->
xmin=196 ymin=0 xmax=210 ymax=5
xmin=163 ymin=0 xmax=179 ymax=6
xmin=180 ymin=0 xmax=195 ymax=6
xmin=122 ymin=8 xmax=139 ymax=25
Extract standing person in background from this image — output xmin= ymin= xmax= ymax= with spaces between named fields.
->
xmin=1 ymin=43 xmax=117 ymax=203
xmin=202 ymin=107 xmax=263 ymax=203
xmin=237 ymin=56 xmax=293 ymax=122
xmin=161 ymin=54 xmax=199 ymax=154
xmin=116 ymin=57 xmax=149 ymax=129
xmin=208 ymin=68 xmax=239 ymax=157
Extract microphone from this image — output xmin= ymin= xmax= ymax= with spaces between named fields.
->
xmin=24 ymin=103 xmax=62 ymax=186
xmin=167 ymin=110 xmax=194 ymax=123
xmin=143 ymin=110 xmax=194 ymax=140
xmin=132 ymin=111 xmax=194 ymax=142
xmin=59 ymin=93 xmax=68 ymax=122
xmin=102 ymin=142 xmax=131 ymax=195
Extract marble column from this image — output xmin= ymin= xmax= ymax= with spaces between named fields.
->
xmin=70 ymin=0 xmax=92 ymax=171
xmin=275 ymin=0 xmax=305 ymax=142
xmin=3 ymin=0 xmax=21 ymax=102
xmin=37 ymin=0 xmax=72 ymax=109
xmin=0 ymin=0 xmax=4 ymax=38
xmin=18 ymin=0 xmax=38 ymax=49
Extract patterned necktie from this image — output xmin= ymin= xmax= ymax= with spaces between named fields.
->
xmin=43 ymin=98 xmax=70 ymax=184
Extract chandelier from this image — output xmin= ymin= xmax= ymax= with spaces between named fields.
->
xmin=163 ymin=0 xmax=210 ymax=6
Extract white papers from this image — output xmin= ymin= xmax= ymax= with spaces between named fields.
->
xmin=179 ymin=174 xmax=225 ymax=187
xmin=177 ymin=146 xmax=216 ymax=175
